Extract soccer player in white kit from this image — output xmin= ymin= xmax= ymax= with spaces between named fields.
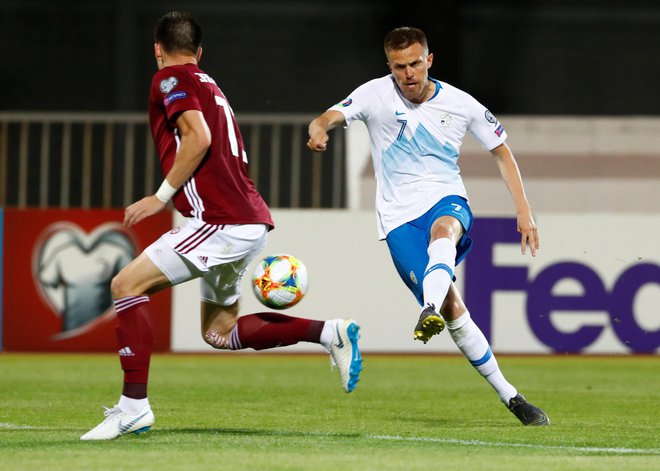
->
xmin=308 ymin=27 xmax=548 ymax=426
xmin=81 ymin=11 xmax=362 ymax=441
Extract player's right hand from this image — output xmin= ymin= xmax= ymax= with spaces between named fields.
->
xmin=124 ymin=195 xmax=167 ymax=227
xmin=306 ymin=132 xmax=329 ymax=152
xmin=307 ymin=111 xmax=345 ymax=152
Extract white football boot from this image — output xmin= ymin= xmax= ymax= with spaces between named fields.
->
xmin=80 ymin=404 xmax=154 ymax=440
xmin=329 ymin=319 xmax=363 ymax=393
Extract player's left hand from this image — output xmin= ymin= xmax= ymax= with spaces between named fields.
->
xmin=124 ymin=195 xmax=167 ymax=227
xmin=517 ymin=211 xmax=539 ymax=257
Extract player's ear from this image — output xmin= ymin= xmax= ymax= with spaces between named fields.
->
xmin=154 ymin=43 xmax=164 ymax=68
xmin=426 ymin=52 xmax=434 ymax=69
xmin=384 ymin=49 xmax=393 ymax=72
xmin=197 ymin=47 xmax=203 ymax=63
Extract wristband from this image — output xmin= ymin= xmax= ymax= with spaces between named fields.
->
xmin=155 ymin=179 xmax=177 ymax=203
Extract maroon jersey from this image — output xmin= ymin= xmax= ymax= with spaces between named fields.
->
xmin=149 ymin=63 xmax=273 ymax=228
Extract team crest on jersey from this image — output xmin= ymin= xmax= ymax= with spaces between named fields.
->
xmin=410 ymin=270 xmax=418 ymax=285
xmin=338 ymin=98 xmax=353 ymax=107
xmin=438 ymin=113 xmax=452 ymax=127
xmin=484 ymin=109 xmax=497 ymax=124
xmin=160 ymin=76 xmax=179 ymax=93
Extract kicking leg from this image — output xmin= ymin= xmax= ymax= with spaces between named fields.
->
xmin=414 ymin=216 xmax=462 ymax=343
xmin=201 ymin=301 xmax=325 ymax=350
xmin=200 ymin=302 xmax=362 ymax=393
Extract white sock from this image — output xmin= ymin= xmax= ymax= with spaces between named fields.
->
xmin=447 ymin=311 xmax=517 ymax=403
xmin=422 ymin=238 xmax=456 ymax=312
xmin=319 ymin=320 xmax=336 ymax=351
xmin=118 ymin=395 xmax=150 ymax=415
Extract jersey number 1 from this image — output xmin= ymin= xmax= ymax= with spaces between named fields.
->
xmin=215 ymin=95 xmax=248 ymax=163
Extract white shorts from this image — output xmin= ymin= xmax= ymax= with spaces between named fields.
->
xmin=144 ymin=219 xmax=268 ymax=306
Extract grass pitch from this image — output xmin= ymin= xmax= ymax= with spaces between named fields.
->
xmin=1 ymin=354 xmax=659 ymax=470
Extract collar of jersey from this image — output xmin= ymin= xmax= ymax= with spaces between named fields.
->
xmin=389 ymin=75 xmax=442 ymax=103
xmin=428 ymin=77 xmax=442 ymax=100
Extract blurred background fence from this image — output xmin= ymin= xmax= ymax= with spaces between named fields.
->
xmin=0 ymin=112 xmax=346 ymax=210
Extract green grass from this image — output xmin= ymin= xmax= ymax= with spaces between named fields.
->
xmin=1 ymin=354 xmax=659 ymax=470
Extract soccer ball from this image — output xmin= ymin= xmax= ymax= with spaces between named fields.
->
xmin=251 ymin=254 xmax=309 ymax=309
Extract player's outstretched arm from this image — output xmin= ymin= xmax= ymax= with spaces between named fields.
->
xmin=490 ymin=142 xmax=539 ymax=256
xmin=307 ymin=110 xmax=346 ymax=152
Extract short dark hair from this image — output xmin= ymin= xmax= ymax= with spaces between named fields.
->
xmin=383 ymin=27 xmax=428 ymax=54
xmin=154 ymin=11 xmax=202 ymax=55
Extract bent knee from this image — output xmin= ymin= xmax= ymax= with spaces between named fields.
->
xmin=111 ymin=272 xmax=131 ymax=299
xmin=440 ymin=298 xmax=466 ymax=321
xmin=431 ymin=217 xmax=464 ymax=244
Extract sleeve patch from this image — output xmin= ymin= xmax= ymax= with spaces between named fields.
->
xmin=484 ymin=110 xmax=497 ymax=124
xmin=494 ymin=124 xmax=504 ymax=137
xmin=164 ymin=91 xmax=187 ymax=107
xmin=160 ymin=76 xmax=179 ymax=93
xmin=337 ymin=98 xmax=353 ymax=107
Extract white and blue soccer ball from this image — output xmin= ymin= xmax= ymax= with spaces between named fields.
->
xmin=251 ymin=254 xmax=309 ymax=309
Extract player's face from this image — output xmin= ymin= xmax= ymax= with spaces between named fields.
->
xmin=386 ymin=43 xmax=434 ymax=104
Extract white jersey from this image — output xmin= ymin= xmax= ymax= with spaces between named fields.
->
xmin=330 ymin=75 xmax=507 ymax=239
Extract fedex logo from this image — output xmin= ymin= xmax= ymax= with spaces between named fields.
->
xmin=464 ymin=218 xmax=660 ymax=353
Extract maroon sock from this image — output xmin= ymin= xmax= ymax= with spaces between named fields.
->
xmin=114 ymin=296 xmax=154 ymax=399
xmin=231 ymin=312 xmax=324 ymax=351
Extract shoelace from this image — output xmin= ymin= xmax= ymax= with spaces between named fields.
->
xmin=102 ymin=405 xmax=122 ymax=418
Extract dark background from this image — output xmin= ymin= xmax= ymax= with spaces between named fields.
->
xmin=1 ymin=0 xmax=659 ymax=115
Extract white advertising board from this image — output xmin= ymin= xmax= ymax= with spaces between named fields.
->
xmin=171 ymin=211 xmax=660 ymax=354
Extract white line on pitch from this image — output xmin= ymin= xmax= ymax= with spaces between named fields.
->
xmin=0 ymin=422 xmax=39 ymax=430
xmin=368 ymin=434 xmax=660 ymax=455
xmin=2 ymin=423 xmax=658 ymax=455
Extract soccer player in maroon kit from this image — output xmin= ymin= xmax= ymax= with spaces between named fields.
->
xmin=81 ymin=11 xmax=362 ymax=441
